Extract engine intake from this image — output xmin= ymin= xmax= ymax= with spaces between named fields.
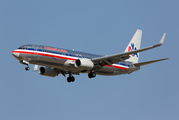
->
xmin=75 ymin=59 xmax=94 ymax=70
xmin=39 ymin=67 xmax=58 ymax=77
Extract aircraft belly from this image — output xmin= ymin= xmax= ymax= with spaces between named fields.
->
xmin=19 ymin=53 xmax=131 ymax=76
xmin=20 ymin=53 xmax=81 ymax=72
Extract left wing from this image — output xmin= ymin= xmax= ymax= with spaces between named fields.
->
xmin=92 ymin=33 xmax=166 ymax=66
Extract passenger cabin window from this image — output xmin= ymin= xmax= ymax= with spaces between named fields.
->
xmin=37 ymin=49 xmax=42 ymax=52
xmin=28 ymin=48 xmax=35 ymax=50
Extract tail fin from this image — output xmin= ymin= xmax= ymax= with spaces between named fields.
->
xmin=124 ymin=29 xmax=142 ymax=63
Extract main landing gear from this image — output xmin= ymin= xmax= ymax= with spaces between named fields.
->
xmin=67 ymin=72 xmax=96 ymax=83
xmin=88 ymin=72 xmax=96 ymax=78
xmin=67 ymin=73 xmax=75 ymax=83
xmin=67 ymin=76 xmax=75 ymax=83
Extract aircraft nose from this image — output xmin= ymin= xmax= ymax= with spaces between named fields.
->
xmin=12 ymin=52 xmax=20 ymax=58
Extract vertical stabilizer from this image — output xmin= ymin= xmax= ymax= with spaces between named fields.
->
xmin=124 ymin=29 xmax=142 ymax=63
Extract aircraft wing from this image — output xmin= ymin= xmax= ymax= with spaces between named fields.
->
xmin=92 ymin=33 xmax=166 ymax=66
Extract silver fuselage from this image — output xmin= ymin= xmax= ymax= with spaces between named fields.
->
xmin=12 ymin=44 xmax=139 ymax=76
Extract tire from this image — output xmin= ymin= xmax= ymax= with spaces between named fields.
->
xmin=88 ymin=73 xmax=92 ymax=78
xmin=71 ymin=76 xmax=75 ymax=82
xmin=67 ymin=77 xmax=71 ymax=83
xmin=92 ymin=72 xmax=96 ymax=78
xmin=25 ymin=67 xmax=30 ymax=71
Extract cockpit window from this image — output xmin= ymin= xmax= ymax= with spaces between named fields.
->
xmin=18 ymin=46 xmax=28 ymax=49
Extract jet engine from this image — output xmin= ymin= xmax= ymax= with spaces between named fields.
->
xmin=39 ymin=67 xmax=58 ymax=77
xmin=75 ymin=59 xmax=94 ymax=71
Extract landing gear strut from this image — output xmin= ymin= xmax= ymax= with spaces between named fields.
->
xmin=20 ymin=60 xmax=30 ymax=71
xmin=88 ymin=72 xmax=96 ymax=78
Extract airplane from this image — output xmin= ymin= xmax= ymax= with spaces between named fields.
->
xmin=12 ymin=29 xmax=168 ymax=82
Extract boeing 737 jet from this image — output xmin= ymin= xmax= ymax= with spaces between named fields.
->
xmin=12 ymin=29 xmax=168 ymax=82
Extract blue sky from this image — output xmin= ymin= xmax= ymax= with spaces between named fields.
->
xmin=0 ymin=0 xmax=178 ymax=120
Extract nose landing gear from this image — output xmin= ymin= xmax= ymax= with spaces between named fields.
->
xmin=20 ymin=60 xmax=30 ymax=71
xmin=25 ymin=66 xmax=30 ymax=71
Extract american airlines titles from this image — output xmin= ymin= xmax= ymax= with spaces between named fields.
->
xmin=44 ymin=46 xmax=68 ymax=53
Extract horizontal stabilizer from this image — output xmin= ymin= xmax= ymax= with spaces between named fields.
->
xmin=132 ymin=58 xmax=169 ymax=67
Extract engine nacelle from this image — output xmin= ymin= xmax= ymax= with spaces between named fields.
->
xmin=39 ymin=67 xmax=58 ymax=77
xmin=75 ymin=59 xmax=94 ymax=71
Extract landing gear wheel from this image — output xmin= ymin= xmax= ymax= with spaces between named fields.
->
xmin=67 ymin=76 xmax=75 ymax=83
xmin=92 ymin=72 xmax=96 ymax=78
xmin=67 ymin=77 xmax=71 ymax=82
xmin=25 ymin=66 xmax=30 ymax=71
xmin=88 ymin=73 xmax=93 ymax=78
xmin=88 ymin=72 xmax=96 ymax=78
xmin=71 ymin=76 xmax=75 ymax=82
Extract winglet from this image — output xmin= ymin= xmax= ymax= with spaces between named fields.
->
xmin=158 ymin=33 xmax=166 ymax=45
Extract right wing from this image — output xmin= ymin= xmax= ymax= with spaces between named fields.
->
xmin=92 ymin=33 xmax=166 ymax=66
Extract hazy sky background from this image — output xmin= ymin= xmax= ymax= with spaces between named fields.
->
xmin=0 ymin=0 xmax=178 ymax=120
